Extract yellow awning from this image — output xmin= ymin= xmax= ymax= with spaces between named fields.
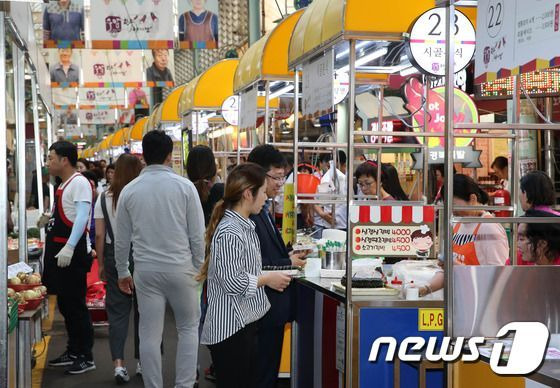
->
xmin=110 ymin=128 xmax=127 ymax=147
xmin=147 ymin=104 xmax=162 ymax=132
xmin=179 ymin=59 xmax=239 ymax=115
xmin=156 ymin=85 xmax=187 ymax=126
xmin=128 ymin=117 xmax=149 ymax=141
xmin=288 ymin=0 xmax=477 ymax=67
xmin=99 ymin=134 xmax=114 ymax=151
xmin=234 ymin=10 xmax=304 ymax=93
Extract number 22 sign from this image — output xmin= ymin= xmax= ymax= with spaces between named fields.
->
xmin=407 ymin=7 xmax=476 ymax=77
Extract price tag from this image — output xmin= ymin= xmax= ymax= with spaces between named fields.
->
xmin=418 ymin=308 xmax=444 ymax=331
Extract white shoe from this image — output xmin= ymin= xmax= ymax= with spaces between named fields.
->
xmin=136 ymin=362 xmax=142 ymax=377
xmin=115 ymin=367 xmax=130 ymax=384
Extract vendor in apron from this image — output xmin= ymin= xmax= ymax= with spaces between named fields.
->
xmin=418 ymin=174 xmax=509 ymax=297
xmin=44 ymin=141 xmax=96 ymax=375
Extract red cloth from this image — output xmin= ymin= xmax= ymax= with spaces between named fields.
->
xmin=86 ymin=258 xmax=106 ymax=307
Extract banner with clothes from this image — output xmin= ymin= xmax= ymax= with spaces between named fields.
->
xmin=177 ymin=0 xmax=219 ymax=49
xmin=90 ymin=0 xmax=174 ymax=49
xmin=79 ymin=88 xmax=126 ymax=108
xmin=43 ymin=0 xmax=85 ymax=48
xmin=79 ymin=109 xmax=117 ymax=124
xmin=82 ymin=50 xmax=144 ymax=87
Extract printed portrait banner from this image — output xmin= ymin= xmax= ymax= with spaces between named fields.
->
xmin=126 ymin=87 xmax=152 ymax=109
xmin=90 ymin=0 xmax=174 ymax=49
xmin=49 ymin=49 xmax=82 ymax=88
xmin=52 ymin=88 xmax=78 ymax=108
xmin=79 ymin=109 xmax=117 ymax=125
xmin=43 ymin=0 xmax=85 ymax=48
xmin=144 ymin=49 xmax=175 ymax=87
xmin=178 ymin=0 xmax=219 ymax=49
xmin=54 ymin=109 xmax=79 ymax=127
xmin=82 ymin=50 xmax=144 ymax=87
xmin=79 ymin=88 xmax=126 ymax=108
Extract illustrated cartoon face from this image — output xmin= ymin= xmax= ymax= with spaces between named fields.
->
xmin=412 ymin=235 xmax=433 ymax=251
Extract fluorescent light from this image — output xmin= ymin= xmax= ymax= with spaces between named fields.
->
xmin=269 ymin=84 xmax=294 ymax=99
xmin=337 ymin=47 xmax=388 ymax=74
xmin=400 ymin=66 xmax=420 ymax=77
xmin=204 ymin=112 xmax=217 ymax=120
xmin=336 ymin=41 xmax=372 ymax=60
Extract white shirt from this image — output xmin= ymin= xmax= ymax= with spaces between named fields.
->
xmin=274 ymin=172 xmax=301 ymax=215
xmin=94 ymin=192 xmax=116 ymax=244
xmin=60 ymin=173 xmax=92 ymax=221
xmin=314 ymin=162 xmax=347 ymax=229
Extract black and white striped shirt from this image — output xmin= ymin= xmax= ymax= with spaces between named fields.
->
xmin=201 ymin=210 xmax=270 ymax=345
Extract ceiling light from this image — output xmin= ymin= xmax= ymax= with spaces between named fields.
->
xmin=336 ymin=41 xmax=372 ymax=60
xmin=400 ymin=66 xmax=420 ymax=77
xmin=269 ymin=84 xmax=294 ymax=99
xmin=337 ymin=47 xmax=389 ymax=74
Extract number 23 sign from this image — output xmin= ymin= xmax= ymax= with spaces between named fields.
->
xmin=407 ymin=7 xmax=476 ymax=77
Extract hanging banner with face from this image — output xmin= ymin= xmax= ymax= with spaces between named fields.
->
xmin=43 ymin=0 xmax=85 ymax=48
xmin=127 ymin=87 xmax=152 ymax=108
xmin=118 ymin=109 xmax=135 ymax=125
xmin=49 ymin=49 xmax=81 ymax=87
xmin=52 ymin=88 xmax=78 ymax=108
xmin=79 ymin=109 xmax=117 ymax=124
xmin=79 ymin=88 xmax=126 ymax=108
xmin=64 ymin=124 xmax=96 ymax=139
xmin=145 ymin=49 xmax=175 ymax=87
xmin=55 ymin=108 xmax=79 ymax=127
xmin=90 ymin=0 xmax=174 ymax=49
xmin=82 ymin=50 xmax=144 ymax=87
xmin=178 ymin=0 xmax=219 ymax=49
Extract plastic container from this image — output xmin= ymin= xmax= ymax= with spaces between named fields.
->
xmin=297 ymin=164 xmax=321 ymax=194
xmin=321 ymin=251 xmax=345 ymax=270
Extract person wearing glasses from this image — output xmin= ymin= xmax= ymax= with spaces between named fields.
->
xmin=247 ymin=145 xmax=310 ymax=388
xmin=355 ymin=161 xmax=408 ymax=200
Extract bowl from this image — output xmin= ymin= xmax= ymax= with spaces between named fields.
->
xmin=23 ymin=297 xmax=43 ymax=311
xmin=10 ymin=283 xmax=41 ymax=292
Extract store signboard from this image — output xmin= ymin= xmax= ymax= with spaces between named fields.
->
xmin=79 ymin=109 xmax=117 ymax=124
xmin=350 ymin=205 xmax=436 ymax=259
xmin=79 ymin=88 xmax=126 ymax=108
xmin=475 ymin=0 xmax=560 ymax=84
xmin=408 ymin=7 xmax=476 ymax=77
xmin=82 ymin=50 xmax=144 ymax=87
xmin=302 ymin=51 xmax=334 ymax=119
xmin=239 ymin=87 xmax=258 ymax=131
xmin=411 ymin=147 xmax=482 ymax=169
xmin=90 ymin=0 xmax=174 ymax=49
xmin=404 ymin=78 xmax=478 ymax=147
xmin=221 ymin=95 xmax=239 ymax=126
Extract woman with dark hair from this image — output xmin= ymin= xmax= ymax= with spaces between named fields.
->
xmin=520 ymin=170 xmax=559 ymax=215
xmin=94 ymin=154 xmax=143 ymax=383
xmin=354 ymin=161 xmax=408 ymax=201
xmin=491 ymin=156 xmax=509 ymax=190
xmin=187 ymin=145 xmax=225 ymax=226
xmin=199 ymin=163 xmax=291 ymax=388
xmin=518 ymin=209 xmax=560 ymax=265
xmin=77 ymin=158 xmax=90 ymax=173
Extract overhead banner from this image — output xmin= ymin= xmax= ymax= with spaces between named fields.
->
xmin=90 ymin=0 xmax=174 ymax=49
xmin=475 ymin=0 xmax=560 ymax=84
xmin=145 ymin=49 xmax=175 ymax=87
xmin=82 ymin=50 xmax=144 ymax=87
xmin=43 ymin=0 xmax=85 ymax=48
xmin=302 ymin=51 xmax=334 ymax=119
xmin=79 ymin=88 xmax=126 ymax=108
xmin=64 ymin=125 xmax=96 ymax=139
xmin=54 ymin=109 xmax=79 ymax=127
xmin=79 ymin=109 xmax=117 ymax=125
xmin=49 ymin=49 xmax=81 ymax=87
xmin=239 ymin=87 xmax=258 ymax=132
xmin=127 ymin=87 xmax=152 ymax=109
xmin=178 ymin=0 xmax=219 ymax=49
xmin=52 ymin=88 xmax=78 ymax=108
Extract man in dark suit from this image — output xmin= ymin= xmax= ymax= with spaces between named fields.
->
xmin=248 ymin=145 xmax=309 ymax=388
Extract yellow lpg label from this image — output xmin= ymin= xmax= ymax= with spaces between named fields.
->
xmin=418 ymin=309 xmax=444 ymax=331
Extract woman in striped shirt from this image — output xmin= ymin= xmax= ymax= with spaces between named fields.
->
xmin=199 ymin=163 xmax=291 ymax=388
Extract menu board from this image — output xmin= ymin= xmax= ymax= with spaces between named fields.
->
xmin=350 ymin=205 xmax=436 ymax=258
xmin=302 ymin=51 xmax=334 ymax=119
xmin=475 ymin=0 xmax=560 ymax=83
xmin=90 ymin=0 xmax=174 ymax=49
xmin=239 ymin=87 xmax=258 ymax=132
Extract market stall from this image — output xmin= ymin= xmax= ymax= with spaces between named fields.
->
xmin=126 ymin=116 xmax=149 ymax=156
xmin=109 ymin=127 xmax=128 ymax=161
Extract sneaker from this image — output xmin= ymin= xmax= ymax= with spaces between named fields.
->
xmin=204 ymin=364 xmax=216 ymax=381
xmin=136 ymin=362 xmax=142 ymax=377
xmin=48 ymin=351 xmax=77 ymax=367
xmin=65 ymin=356 xmax=96 ymax=375
xmin=114 ymin=367 xmax=130 ymax=385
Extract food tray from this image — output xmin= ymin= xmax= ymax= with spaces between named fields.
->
xmin=332 ymin=282 xmax=400 ymax=296
xmin=292 ymin=244 xmax=316 ymax=252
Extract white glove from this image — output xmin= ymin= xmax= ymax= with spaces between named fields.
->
xmin=55 ymin=244 xmax=75 ymax=268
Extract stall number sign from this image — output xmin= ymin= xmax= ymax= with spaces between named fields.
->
xmin=418 ymin=309 xmax=444 ymax=331
xmin=352 ymin=224 xmax=435 ymax=258
xmin=408 ymin=7 xmax=476 ymax=76
xmin=221 ymin=95 xmax=239 ymax=126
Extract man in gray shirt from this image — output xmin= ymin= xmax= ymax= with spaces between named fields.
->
xmin=115 ymin=130 xmax=205 ymax=388
xmin=50 ymin=48 xmax=80 ymax=84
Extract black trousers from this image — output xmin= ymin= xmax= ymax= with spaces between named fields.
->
xmin=56 ymin=266 xmax=94 ymax=359
xmin=256 ymin=321 xmax=285 ymax=388
xmin=209 ymin=322 xmax=258 ymax=388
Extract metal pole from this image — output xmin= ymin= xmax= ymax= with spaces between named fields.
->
xmin=248 ymin=0 xmax=261 ymax=45
xmin=423 ymin=75 xmax=430 ymax=202
xmin=443 ymin=2 xmax=456 ymax=387
xmin=510 ymin=75 xmax=521 ymax=265
xmin=14 ymin=43 xmax=27 ymax=263
xmin=31 ymin=77 xmax=45 ymax=244
xmin=293 ymin=71 xmax=299 ymax=235
xmin=0 ymin=12 xmax=9 ymax=388
xmin=345 ymin=39 xmax=356 ymax=388
xmin=264 ymin=80 xmax=270 ymax=145
xmin=544 ymin=97 xmax=554 ymax=180
xmin=376 ymin=86 xmax=384 ymax=200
